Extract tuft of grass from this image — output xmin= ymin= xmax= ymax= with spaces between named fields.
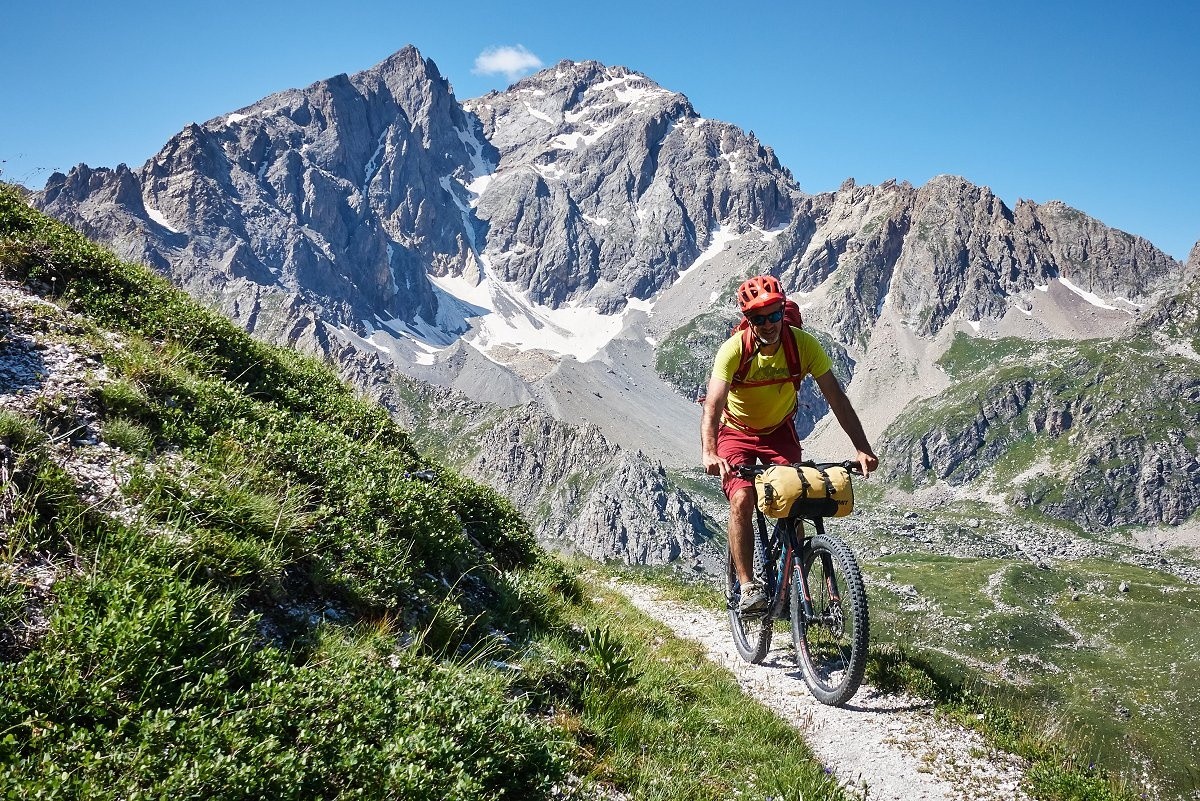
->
xmin=100 ymin=416 xmax=153 ymax=455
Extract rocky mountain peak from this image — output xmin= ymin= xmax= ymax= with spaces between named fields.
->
xmin=463 ymin=58 xmax=801 ymax=313
xmin=796 ymin=173 xmax=1183 ymax=345
xmin=467 ymin=59 xmax=693 ymax=162
xmin=33 ymin=46 xmax=504 ymax=351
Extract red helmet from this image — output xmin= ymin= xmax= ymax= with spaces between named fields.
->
xmin=736 ymin=275 xmax=785 ymax=312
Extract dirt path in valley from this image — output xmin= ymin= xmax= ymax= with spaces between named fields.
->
xmin=612 ymin=580 xmax=1032 ymax=801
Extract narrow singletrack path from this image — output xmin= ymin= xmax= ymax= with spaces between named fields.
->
xmin=613 ymin=580 xmax=1032 ymax=801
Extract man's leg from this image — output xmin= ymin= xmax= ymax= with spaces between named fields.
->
xmin=722 ymin=420 xmax=802 ymax=613
xmin=717 ymin=425 xmax=768 ymax=612
xmin=728 ymin=486 xmax=758 ymax=587
xmin=729 ymin=486 xmax=766 ymax=612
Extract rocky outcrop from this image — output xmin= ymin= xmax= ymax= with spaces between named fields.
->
xmin=881 ymin=339 xmax=1200 ymax=527
xmin=471 ymin=409 xmax=713 ymax=564
xmin=35 ymin=46 xmax=492 ymax=348
xmin=466 ymin=61 xmax=802 ymax=313
xmin=381 ymin=377 xmax=718 ymax=566
xmin=1137 ymin=239 xmax=1200 ymax=349
xmin=779 ymin=176 xmax=1181 ymax=346
xmin=883 ymin=377 xmax=1071 ymax=486
xmin=1042 ymin=432 xmax=1200 ymax=527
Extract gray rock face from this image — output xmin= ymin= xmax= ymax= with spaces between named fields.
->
xmin=35 ymin=46 xmax=493 ymax=348
xmin=382 ymin=378 xmax=716 ymax=566
xmin=471 ymin=409 xmax=713 ymax=564
xmin=1135 ymin=239 xmax=1200 ymax=352
xmin=465 ymin=61 xmax=801 ymax=313
xmin=880 ymin=343 xmax=1200 ymax=527
xmin=782 ymin=176 xmax=1181 ymax=346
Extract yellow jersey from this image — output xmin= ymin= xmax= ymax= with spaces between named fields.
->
xmin=711 ymin=327 xmax=832 ymax=432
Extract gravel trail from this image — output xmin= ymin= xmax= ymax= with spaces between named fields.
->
xmin=613 ymin=580 xmax=1032 ymax=801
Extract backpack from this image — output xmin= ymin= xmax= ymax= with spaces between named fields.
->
xmin=730 ymin=299 xmax=805 ymax=391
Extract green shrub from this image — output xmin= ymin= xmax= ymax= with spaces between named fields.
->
xmin=583 ymin=627 xmax=638 ymax=691
xmin=0 ymin=565 xmax=571 ymax=800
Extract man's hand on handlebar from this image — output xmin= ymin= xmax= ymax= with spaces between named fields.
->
xmin=853 ymin=451 xmax=878 ymax=478
xmin=702 ymin=451 xmax=730 ymax=478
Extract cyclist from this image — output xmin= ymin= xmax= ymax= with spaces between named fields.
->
xmin=701 ymin=275 xmax=878 ymax=614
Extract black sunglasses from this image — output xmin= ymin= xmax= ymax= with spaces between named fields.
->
xmin=747 ymin=309 xmax=784 ymax=326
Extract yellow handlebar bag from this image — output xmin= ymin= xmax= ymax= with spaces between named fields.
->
xmin=755 ymin=464 xmax=854 ymax=519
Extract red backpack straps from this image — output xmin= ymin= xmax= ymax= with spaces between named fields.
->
xmin=780 ymin=324 xmax=804 ymax=390
xmin=779 ymin=299 xmax=804 ymax=390
xmin=731 ymin=327 xmax=758 ymax=386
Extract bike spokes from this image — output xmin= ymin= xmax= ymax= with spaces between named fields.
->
xmin=791 ymin=534 xmax=868 ymax=705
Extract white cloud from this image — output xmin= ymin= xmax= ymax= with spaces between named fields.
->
xmin=473 ymin=45 xmax=543 ymax=81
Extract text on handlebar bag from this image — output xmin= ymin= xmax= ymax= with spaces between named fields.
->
xmin=755 ymin=464 xmax=854 ymax=519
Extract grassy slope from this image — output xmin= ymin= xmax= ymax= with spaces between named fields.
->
xmin=870 ymin=552 xmax=1200 ymax=795
xmin=0 ymin=185 xmax=848 ymax=800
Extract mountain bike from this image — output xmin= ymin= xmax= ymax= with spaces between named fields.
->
xmin=725 ymin=461 xmax=869 ymax=706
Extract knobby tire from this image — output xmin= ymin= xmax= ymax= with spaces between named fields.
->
xmin=790 ymin=532 xmax=869 ymax=705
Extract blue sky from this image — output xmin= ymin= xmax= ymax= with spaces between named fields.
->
xmin=3 ymin=0 xmax=1197 ymax=259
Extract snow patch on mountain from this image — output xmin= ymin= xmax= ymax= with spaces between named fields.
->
xmin=456 ymin=126 xmax=493 ymax=180
xmin=426 ymin=269 xmax=651 ymax=362
xmin=1057 ymin=277 xmax=1134 ymax=313
xmin=682 ymin=226 xmax=738 ymax=277
xmin=1037 ymin=279 xmax=1138 ymax=314
xmin=144 ymin=207 xmax=180 ymax=234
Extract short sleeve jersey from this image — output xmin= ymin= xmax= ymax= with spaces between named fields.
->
xmin=711 ymin=327 xmax=833 ymax=431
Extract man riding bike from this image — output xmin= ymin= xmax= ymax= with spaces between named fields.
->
xmin=701 ymin=275 xmax=878 ymax=614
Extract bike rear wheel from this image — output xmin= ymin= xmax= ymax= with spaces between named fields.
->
xmin=790 ymin=533 xmax=868 ymax=705
xmin=725 ymin=532 xmax=773 ymax=664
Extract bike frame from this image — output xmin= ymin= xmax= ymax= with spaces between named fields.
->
xmin=756 ymin=508 xmax=842 ymax=626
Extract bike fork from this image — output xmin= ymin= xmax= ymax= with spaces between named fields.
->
xmin=795 ymin=522 xmax=843 ymax=623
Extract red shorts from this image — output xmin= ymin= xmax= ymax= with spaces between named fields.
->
xmin=717 ymin=419 xmax=803 ymax=499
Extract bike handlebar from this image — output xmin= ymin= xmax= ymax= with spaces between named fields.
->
xmin=732 ymin=460 xmax=864 ymax=480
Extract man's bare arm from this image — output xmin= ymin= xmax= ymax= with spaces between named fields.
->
xmin=813 ymin=371 xmax=878 ymax=476
xmin=701 ymin=375 xmax=732 ymax=477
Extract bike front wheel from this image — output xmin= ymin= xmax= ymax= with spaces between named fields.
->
xmin=725 ymin=537 xmax=773 ymax=664
xmin=790 ymin=533 xmax=869 ymax=705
